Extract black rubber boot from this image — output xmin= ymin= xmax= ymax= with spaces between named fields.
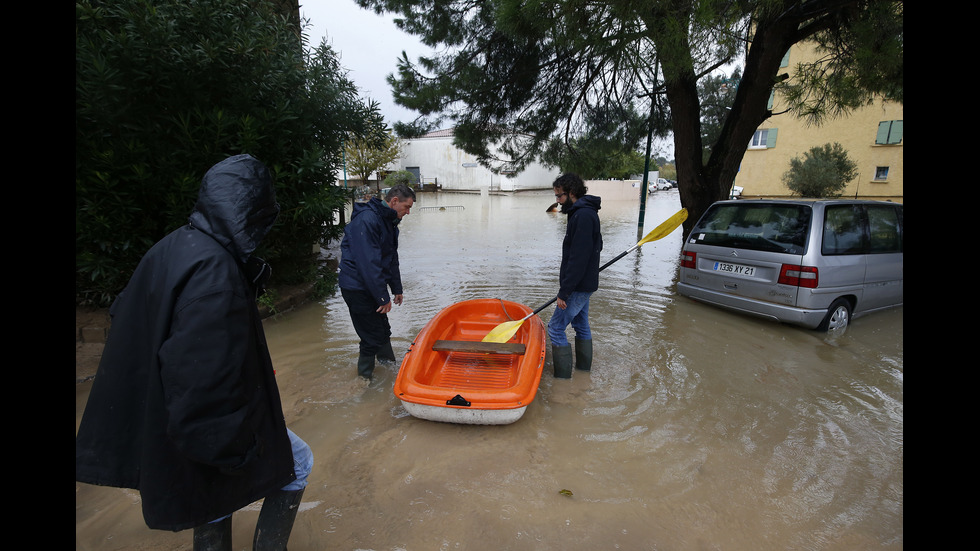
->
xmin=193 ymin=516 xmax=232 ymax=551
xmin=376 ymin=341 xmax=396 ymax=363
xmin=357 ymin=354 xmax=375 ymax=380
xmin=253 ymin=488 xmax=305 ymax=551
xmin=552 ymin=345 xmax=573 ymax=379
xmin=574 ymin=338 xmax=593 ymax=371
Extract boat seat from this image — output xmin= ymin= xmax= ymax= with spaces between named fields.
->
xmin=432 ymin=340 xmax=526 ymax=355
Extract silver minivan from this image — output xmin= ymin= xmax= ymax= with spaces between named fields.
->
xmin=677 ymin=199 xmax=903 ymax=332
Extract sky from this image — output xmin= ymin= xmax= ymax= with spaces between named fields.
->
xmin=299 ymin=1 xmax=434 ymax=126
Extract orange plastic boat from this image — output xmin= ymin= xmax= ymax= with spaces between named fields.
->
xmin=394 ymin=298 xmax=547 ymax=424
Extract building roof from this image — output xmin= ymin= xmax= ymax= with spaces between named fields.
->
xmin=419 ymin=128 xmax=455 ymax=139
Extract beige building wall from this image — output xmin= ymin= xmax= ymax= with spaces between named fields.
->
xmin=734 ymin=44 xmax=903 ymax=203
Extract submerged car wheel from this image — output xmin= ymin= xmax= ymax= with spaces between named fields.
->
xmin=818 ymin=298 xmax=852 ymax=333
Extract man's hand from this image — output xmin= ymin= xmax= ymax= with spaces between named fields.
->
xmin=556 ymin=298 xmax=567 ymax=309
xmin=377 ymin=294 xmax=403 ymax=313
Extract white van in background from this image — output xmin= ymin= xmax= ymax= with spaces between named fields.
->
xmin=677 ymin=199 xmax=903 ymax=333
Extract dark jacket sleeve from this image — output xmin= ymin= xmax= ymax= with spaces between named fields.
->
xmin=386 ymin=228 xmax=403 ymax=296
xmin=158 ymin=281 xmax=258 ymax=471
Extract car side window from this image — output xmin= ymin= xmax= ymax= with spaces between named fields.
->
xmin=822 ymin=205 xmax=867 ymax=255
xmin=867 ymin=205 xmax=902 ymax=253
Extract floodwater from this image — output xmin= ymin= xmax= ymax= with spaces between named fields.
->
xmin=75 ymin=190 xmax=903 ymax=550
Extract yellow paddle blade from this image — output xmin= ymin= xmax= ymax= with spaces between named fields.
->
xmin=482 ymin=319 xmax=525 ymax=343
xmin=637 ymin=208 xmax=688 ymax=246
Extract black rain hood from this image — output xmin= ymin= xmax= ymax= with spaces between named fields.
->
xmin=188 ymin=154 xmax=279 ymax=264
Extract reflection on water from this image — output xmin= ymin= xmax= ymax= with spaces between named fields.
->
xmin=75 ymin=190 xmax=903 ymax=550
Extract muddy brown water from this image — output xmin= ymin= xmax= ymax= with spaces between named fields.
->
xmin=75 ymin=190 xmax=903 ymax=550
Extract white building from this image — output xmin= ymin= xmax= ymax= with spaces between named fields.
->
xmin=391 ymin=128 xmax=560 ymax=191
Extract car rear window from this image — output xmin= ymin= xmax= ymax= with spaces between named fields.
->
xmin=689 ymin=203 xmax=811 ymax=254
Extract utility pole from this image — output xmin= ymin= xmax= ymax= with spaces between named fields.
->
xmin=638 ymin=127 xmax=652 ymax=242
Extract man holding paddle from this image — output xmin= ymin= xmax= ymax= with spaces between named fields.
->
xmin=549 ymin=173 xmax=603 ymax=378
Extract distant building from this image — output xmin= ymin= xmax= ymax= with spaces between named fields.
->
xmin=734 ymin=43 xmax=903 ymax=203
xmin=390 ymin=128 xmax=560 ymax=191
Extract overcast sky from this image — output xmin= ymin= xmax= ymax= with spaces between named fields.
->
xmin=300 ymin=1 xmax=433 ymax=126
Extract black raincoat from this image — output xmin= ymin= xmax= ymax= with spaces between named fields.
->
xmin=75 ymin=155 xmax=295 ymax=531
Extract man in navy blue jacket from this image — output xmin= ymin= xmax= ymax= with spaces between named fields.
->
xmin=338 ymin=184 xmax=416 ymax=379
xmin=549 ymin=173 xmax=603 ymax=378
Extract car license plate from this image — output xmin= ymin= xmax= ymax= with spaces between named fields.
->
xmin=713 ymin=261 xmax=755 ymax=276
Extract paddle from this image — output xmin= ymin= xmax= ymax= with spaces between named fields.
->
xmin=482 ymin=208 xmax=689 ymax=343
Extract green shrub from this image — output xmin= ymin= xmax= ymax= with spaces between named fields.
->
xmin=782 ymin=142 xmax=859 ymax=198
xmin=382 ymin=170 xmax=418 ymax=189
xmin=76 ymin=0 xmax=377 ymax=306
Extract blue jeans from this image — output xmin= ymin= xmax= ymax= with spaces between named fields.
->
xmin=547 ymin=291 xmax=593 ymax=346
xmin=282 ymin=428 xmax=313 ymax=491
xmin=210 ymin=428 xmax=312 ymax=523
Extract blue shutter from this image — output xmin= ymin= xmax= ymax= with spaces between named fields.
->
xmin=766 ymin=128 xmax=778 ymax=148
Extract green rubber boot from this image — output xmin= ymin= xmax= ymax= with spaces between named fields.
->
xmin=552 ymin=345 xmax=573 ymax=379
xmin=574 ymin=338 xmax=593 ymax=371
xmin=193 ymin=516 xmax=232 ymax=551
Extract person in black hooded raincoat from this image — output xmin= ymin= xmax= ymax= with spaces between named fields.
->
xmin=75 ymin=154 xmax=313 ymax=550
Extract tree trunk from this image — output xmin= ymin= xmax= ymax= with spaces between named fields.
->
xmin=665 ymin=74 xmax=711 ymax=239
xmin=671 ymin=9 xmax=818 ymax=236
